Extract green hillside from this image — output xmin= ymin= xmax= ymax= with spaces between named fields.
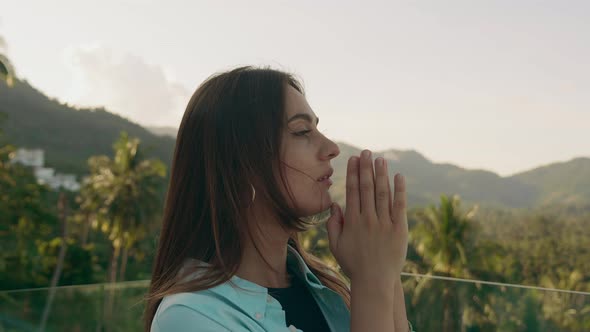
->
xmin=0 ymin=79 xmax=175 ymax=176
xmin=511 ymin=157 xmax=590 ymax=207
xmin=331 ymin=144 xmax=539 ymax=209
xmin=1 ymin=77 xmax=588 ymax=210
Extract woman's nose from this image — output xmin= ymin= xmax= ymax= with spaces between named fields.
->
xmin=325 ymin=140 xmax=340 ymax=160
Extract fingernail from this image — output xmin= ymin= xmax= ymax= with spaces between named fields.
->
xmin=361 ymin=150 xmax=371 ymax=159
xmin=376 ymin=157 xmax=383 ymax=166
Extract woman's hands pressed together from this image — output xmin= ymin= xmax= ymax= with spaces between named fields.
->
xmin=326 ymin=149 xmax=409 ymax=285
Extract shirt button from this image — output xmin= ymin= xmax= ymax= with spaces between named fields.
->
xmin=255 ymin=312 xmax=263 ymax=320
xmin=288 ymin=325 xmax=297 ymax=332
xmin=266 ymin=295 xmax=273 ymax=303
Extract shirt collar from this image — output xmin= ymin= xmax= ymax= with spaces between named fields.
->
xmin=181 ymin=244 xmax=326 ymax=319
xmin=285 ymin=244 xmax=324 ymax=289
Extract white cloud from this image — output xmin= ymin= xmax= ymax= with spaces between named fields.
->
xmin=63 ymin=44 xmax=189 ymax=127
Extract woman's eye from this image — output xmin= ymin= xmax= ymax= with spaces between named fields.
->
xmin=294 ymin=130 xmax=312 ymax=136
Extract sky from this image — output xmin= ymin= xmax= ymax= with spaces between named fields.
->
xmin=1 ymin=0 xmax=589 ymax=176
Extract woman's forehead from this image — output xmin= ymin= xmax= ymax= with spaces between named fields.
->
xmin=284 ymin=86 xmax=318 ymax=124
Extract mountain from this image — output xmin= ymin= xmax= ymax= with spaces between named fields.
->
xmin=510 ymin=157 xmax=590 ymax=207
xmin=1 ymin=77 xmax=588 ymax=210
xmin=331 ymin=144 xmax=539 ymax=209
xmin=0 ymin=79 xmax=175 ymax=176
xmin=147 ymin=126 xmax=178 ymax=138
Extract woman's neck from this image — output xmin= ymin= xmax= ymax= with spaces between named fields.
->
xmin=234 ymin=213 xmax=294 ymax=288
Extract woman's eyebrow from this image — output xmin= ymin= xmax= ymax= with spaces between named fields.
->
xmin=287 ymin=113 xmax=319 ymax=125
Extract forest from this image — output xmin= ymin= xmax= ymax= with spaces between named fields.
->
xmin=1 ymin=127 xmax=588 ymax=331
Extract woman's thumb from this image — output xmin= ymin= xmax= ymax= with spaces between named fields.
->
xmin=326 ymin=203 xmax=343 ymax=250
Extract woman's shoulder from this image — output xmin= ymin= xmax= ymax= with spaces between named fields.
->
xmin=152 ymin=289 xmax=233 ymax=332
xmin=158 ymin=290 xmax=217 ymax=312
xmin=152 ymin=274 xmax=268 ymax=332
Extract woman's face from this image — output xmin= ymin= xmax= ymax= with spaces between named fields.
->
xmin=278 ymin=85 xmax=340 ymax=217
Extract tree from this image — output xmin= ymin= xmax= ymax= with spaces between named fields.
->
xmin=0 ymin=37 xmax=14 ymax=86
xmin=540 ymin=268 xmax=590 ymax=331
xmin=39 ymin=191 xmax=69 ymax=332
xmin=0 ymin=119 xmax=59 ymax=290
xmin=74 ymin=131 xmax=165 ymax=331
xmin=76 ymin=131 xmax=166 ymax=284
xmin=408 ymin=194 xmax=501 ymax=332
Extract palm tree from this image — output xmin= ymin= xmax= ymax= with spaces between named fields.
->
xmin=39 ymin=191 xmax=69 ymax=332
xmin=409 ymin=194 xmax=499 ymax=332
xmin=78 ymin=131 xmax=166 ymax=283
xmin=77 ymin=132 xmax=165 ymax=331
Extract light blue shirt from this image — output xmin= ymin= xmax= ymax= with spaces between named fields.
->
xmin=152 ymin=244 xmax=414 ymax=331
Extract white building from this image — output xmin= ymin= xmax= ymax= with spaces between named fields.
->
xmin=10 ymin=148 xmax=81 ymax=191
xmin=10 ymin=148 xmax=44 ymax=167
xmin=52 ymin=174 xmax=81 ymax=191
xmin=34 ymin=167 xmax=55 ymax=183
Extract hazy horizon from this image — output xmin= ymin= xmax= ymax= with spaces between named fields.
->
xmin=142 ymin=124 xmax=587 ymax=177
xmin=2 ymin=0 xmax=589 ymax=176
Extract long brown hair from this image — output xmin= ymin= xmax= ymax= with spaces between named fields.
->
xmin=144 ymin=66 xmax=351 ymax=330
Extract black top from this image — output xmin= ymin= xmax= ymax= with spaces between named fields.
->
xmin=267 ymin=265 xmax=331 ymax=332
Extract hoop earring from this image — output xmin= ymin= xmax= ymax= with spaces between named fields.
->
xmin=250 ymin=183 xmax=256 ymax=202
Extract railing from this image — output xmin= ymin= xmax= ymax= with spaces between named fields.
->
xmin=1 ymin=275 xmax=589 ymax=331
xmin=0 ymin=280 xmax=149 ymax=332
xmin=400 ymin=272 xmax=590 ymax=331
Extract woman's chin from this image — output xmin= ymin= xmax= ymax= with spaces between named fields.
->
xmin=292 ymin=190 xmax=333 ymax=216
xmin=308 ymin=198 xmax=333 ymax=215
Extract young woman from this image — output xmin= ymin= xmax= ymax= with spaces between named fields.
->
xmin=144 ymin=66 xmax=414 ymax=331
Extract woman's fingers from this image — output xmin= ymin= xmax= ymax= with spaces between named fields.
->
xmin=375 ymin=157 xmax=390 ymax=220
xmin=347 ymin=150 xmax=398 ymax=224
xmin=333 ymin=149 xmax=409 ymax=282
xmin=359 ymin=150 xmax=376 ymax=219
xmin=391 ymin=173 xmax=407 ymax=224
xmin=345 ymin=156 xmax=360 ymax=217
